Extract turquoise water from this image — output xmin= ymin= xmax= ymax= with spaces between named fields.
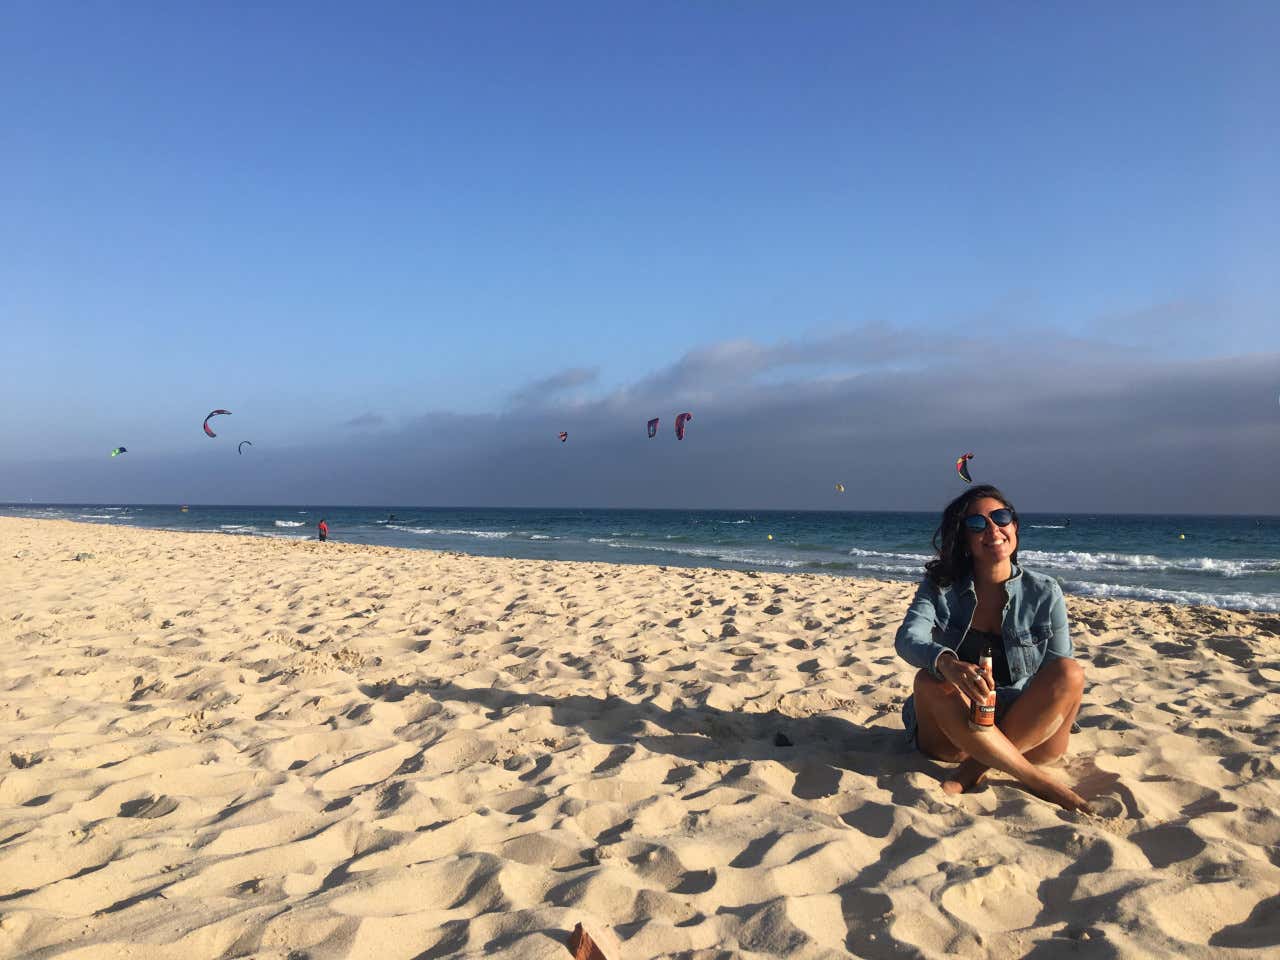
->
xmin=5 ymin=504 xmax=1279 ymax=612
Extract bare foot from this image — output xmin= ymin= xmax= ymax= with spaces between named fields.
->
xmin=943 ymin=763 xmax=1093 ymax=813
xmin=942 ymin=759 xmax=990 ymax=795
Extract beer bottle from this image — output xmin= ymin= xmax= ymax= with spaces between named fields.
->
xmin=968 ymin=642 xmax=997 ymax=730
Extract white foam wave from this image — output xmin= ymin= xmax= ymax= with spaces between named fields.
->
xmin=1021 ymin=549 xmax=1278 ymax=578
xmin=1062 ymin=580 xmax=1280 ymax=613
xmin=843 ymin=561 xmax=924 ymax=577
xmin=845 ymin=546 xmax=930 ymax=572
xmin=717 ymin=520 xmax=752 ymax=525
xmin=589 ymin=537 xmax=823 ymax=570
xmin=274 ymin=520 xmax=306 ymax=528
xmin=530 ymin=534 xmax=555 ymax=540
xmin=220 ymin=524 xmax=257 ymax=533
xmin=1031 ymin=524 xmax=1066 ymax=529
xmin=396 ymin=527 xmax=512 ymax=540
xmin=76 ymin=514 xmax=113 ymax=519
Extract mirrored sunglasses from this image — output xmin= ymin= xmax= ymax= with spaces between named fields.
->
xmin=964 ymin=508 xmax=1015 ymax=532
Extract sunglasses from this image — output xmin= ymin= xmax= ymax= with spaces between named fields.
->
xmin=964 ymin=508 xmax=1015 ymax=532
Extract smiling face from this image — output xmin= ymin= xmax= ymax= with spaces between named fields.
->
xmin=964 ymin=495 xmax=1018 ymax=569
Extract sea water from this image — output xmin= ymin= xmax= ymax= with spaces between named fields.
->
xmin=4 ymin=504 xmax=1278 ymax=612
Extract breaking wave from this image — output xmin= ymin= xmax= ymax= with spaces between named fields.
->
xmin=1021 ymin=549 xmax=1278 ymax=578
xmin=395 ymin=527 xmax=513 ymax=540
xmin=1062 ymin=580 xmax=1280 ymax=613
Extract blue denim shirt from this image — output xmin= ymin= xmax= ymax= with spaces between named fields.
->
xmin=895 ymin=563 xmax=1072 ymax=693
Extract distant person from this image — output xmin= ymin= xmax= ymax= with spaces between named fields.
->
xmin=318 ymin=518 xmax=329 ymax=542
xmin=895 ymin=485 xmax=1091 ymax=812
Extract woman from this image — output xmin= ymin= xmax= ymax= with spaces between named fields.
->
xmin=895 ymin=485 xmax=1091 ymax=812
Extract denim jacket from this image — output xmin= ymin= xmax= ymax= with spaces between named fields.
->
xmin=895 ymin=563 xmax=1071 ymax=693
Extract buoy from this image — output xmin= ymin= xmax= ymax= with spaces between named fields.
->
xmin=767 ymin=534 xmax=773 ymax=540
xmin=1179 ymin=533 xmax=1185 ymax=540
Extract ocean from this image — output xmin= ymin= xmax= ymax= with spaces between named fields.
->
xmin=5 ymin=504 xmax=1279 ymax=613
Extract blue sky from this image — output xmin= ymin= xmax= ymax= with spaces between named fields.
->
xmin=2 ymin=3 xmax=1277 ymax=509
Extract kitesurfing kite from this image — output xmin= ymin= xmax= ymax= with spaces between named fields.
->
xmin=110 ymin=447 xmax=127 ymax=457
xmin=238 ymin=441 xmax=253 ymax=455
xmin=956 ymin=452 xmax=974 ymax=483
xmin=647 ymin=418 xmax=659 ymax=439
xmin=834 ymin=482 xmax=845 ymax=493
xmin=675 ymin=412 xmax=693 ymax=440
xmin=203 ymin=409 xmax=232 ymax=438
xmin=558 ymin=432 xmax=568 ymax=443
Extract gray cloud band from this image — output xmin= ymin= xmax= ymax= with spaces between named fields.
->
xmin=4 ymin=334 xmax=1278 ymax=513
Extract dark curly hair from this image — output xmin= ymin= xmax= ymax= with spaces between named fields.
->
xmin=924 ymin=484 xmax=1019 ymax=588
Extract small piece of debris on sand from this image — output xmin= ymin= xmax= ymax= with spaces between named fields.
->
xmin=568 ymin=923 xmax=609 ymax=960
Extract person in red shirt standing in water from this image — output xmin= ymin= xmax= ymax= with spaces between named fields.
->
xmin=318 ymin=518 xmax=329 ymax=542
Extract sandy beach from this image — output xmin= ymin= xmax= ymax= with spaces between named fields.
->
xmin=2 ymin=516 xmax=1278 ymax=959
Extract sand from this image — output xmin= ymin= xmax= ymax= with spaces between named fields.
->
xmin=1 ymin=516 xmax=1278 ymax=959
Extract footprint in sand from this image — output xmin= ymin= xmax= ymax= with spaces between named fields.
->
xmin=1149 ymin=881 xmax=1273 ymax=947
xmin=1130 ymin=823 xmax=1208 ymax=868
xmin=118 ymin=795 xmax=179 ymax=819
xmin=939 ymin=863 xmax=1042 ymax=932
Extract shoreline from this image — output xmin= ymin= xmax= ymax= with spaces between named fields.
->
xmin=3 ymin=516 xmax=1278 ymax=957
xmin=7 ymin=513 xmax=1280 ymax=618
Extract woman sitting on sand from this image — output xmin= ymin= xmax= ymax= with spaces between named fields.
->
xmin=896 ymin=485 xmax=1092 ymax=812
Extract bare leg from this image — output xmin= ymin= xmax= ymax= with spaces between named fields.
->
xmin=912 ymin=665 xmax=1091 ymax=811
xmin=944 ymin=658 xmax=1085 ymax=793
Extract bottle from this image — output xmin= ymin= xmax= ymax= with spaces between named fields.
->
xmin=968 ymin=642 xmax=997 ymax=730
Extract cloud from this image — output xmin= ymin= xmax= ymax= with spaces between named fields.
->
xmin=506 ymin=367 xmax=599 ymax=410
xmin=1086 ymin=299 xmax=1280 ymax=357
xmin=5 ymin=326 xmax=1277 ymax=513
xmin=343 ymin=412 xmax=387 ymax=430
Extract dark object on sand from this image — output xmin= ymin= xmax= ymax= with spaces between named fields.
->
xmin=774 ymin=732 xmax=793 ymax=747
xmin=568 ymin=923 xmax=608 ymax=960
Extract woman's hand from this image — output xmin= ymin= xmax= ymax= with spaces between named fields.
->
xmin=938 ymin=653 xmax=992 ymax=702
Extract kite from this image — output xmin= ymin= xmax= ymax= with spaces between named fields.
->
xmin=558 ymin=432 xmax=568 ymax=443
xmin=675 ymin=412 xmax=693 ymax=440
xmin=834 ymin=482 xmax=844 ymax=493
xmin=956 ymin=452 xmax=974 ymax=483
xmin=238 ymin=441 xmax=253 ymax=455
xmin=203 ymin=409 xmax=232 ymax=438
xmin=110 ymin=447 xmax=127 ymax=457
xmin=647 ymin=418 xmax=659 ymax=439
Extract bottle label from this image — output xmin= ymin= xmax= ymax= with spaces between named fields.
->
xmin=969 ymin=652 xmax=996 ymax=728
xmin=970 ymin=695 xmax=996 ymax=727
